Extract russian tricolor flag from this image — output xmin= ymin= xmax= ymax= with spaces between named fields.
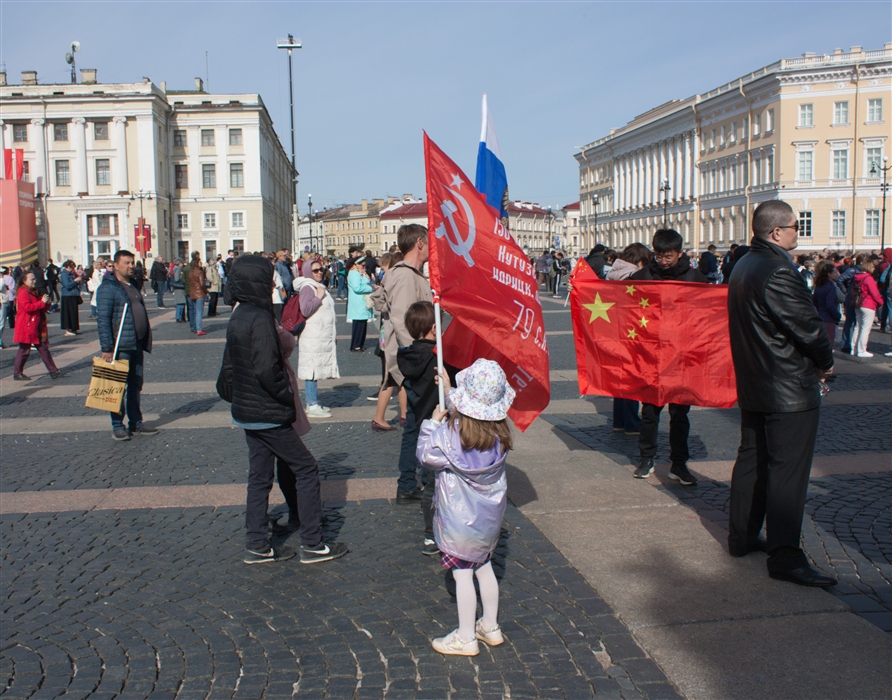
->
xmin=475 ymin=94 xmax=509 ymax=226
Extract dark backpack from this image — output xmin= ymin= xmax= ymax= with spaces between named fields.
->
xmin=281 ymin=294 xmax=306 ymax=335
xmin=846 ymin=279 xmax=863 ymax=309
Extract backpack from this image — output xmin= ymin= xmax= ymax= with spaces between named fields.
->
xmin=846 ymin=278 xmax=863 ymax=309
xmin=281 ymin=294 xmax=306 ymax=335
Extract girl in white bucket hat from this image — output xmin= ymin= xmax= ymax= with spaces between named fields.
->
xmin=416 ymin=358 xmax=516 ymax=656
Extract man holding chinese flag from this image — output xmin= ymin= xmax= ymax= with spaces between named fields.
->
xmin=571 ymin=229 xmax=735 ymax=486
xmin=424 ymin=133 xmax=550 ymax=433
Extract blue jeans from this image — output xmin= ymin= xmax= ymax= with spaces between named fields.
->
xmin=336 ymin=275 xmax=346 ymax=299
xmin=305 ymin=379 xmax=318 ymax=406
xmin=397 ymin=383 xmax=427 ymax=494
xmin=110 ymin=348 xmax=144 ymax=432
xmin=840 ymin=302 xmax=856 ymax=351
xmin=187 ymin=297 xmax=205 ymax=332
xmin=156 ymin=288 xmax=164 ymax=307
xmin=175 ymin=303 xmax=185 ymax=322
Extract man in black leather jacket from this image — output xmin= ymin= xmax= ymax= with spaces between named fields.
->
xmin=629 ymin=229 xmax=707 ymax=486
xmin=217 ymin=255 xmax=347 ymax=566
xmin=727 ymin=200 xmax=835 ymax=588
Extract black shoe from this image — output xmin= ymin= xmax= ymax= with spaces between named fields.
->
xmin=396 ymin=487 xmax=423 ymax=504
xmin=13 ymin=374 xmax=31 ymax=381
xmin=300 ymin=541 xmax=348 ymax=565
xmin=50 ymin=370 xmax=63 ymax=379
xmin=769 ymin=565 xmax=837 ymax=587
xmin=728 ymin=536 xmax=768 ymax=558
xmin=112 ymin=428 xmax=131 ymax=441
xmin=422 ymin=539 xmax=440 ymax=556
xmin=244 ymin=544 xmax=296 ymax=564
xmin=668 ymin=463 xmax=698 ymax=486
xmin=633 ymin=458 xmax=654 ymax=479
xmin=131 ymin=424 xmax=159 ymax=436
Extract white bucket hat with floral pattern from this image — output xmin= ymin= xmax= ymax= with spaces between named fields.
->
xmin=447 ymin=358 xmax=516 ymax=421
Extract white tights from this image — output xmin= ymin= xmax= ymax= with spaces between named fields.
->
xmin=453 ymin=561 xmax=499 ymax=642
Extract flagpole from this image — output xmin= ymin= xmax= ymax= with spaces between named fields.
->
xmin=433 ymin=294 xmax=446 ymax=411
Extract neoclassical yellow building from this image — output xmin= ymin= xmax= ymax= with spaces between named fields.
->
xmin=576 ymin=44 xmax=892 ymax=252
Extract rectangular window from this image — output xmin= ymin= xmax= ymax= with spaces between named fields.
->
xmin=229 ymin=128 xmax=242 ymax=146
xmin=833 ymin=101 xmax=849 ymax=125
xmin=831 ymin=210 xmax=846 ymax=238
xmin=797 ymin=151 xmax=813 ymax=181
xmin=798 ymin=211 xmax=813 ymax=238
xmin=720 ymin=125 xmax=727 ymax=146
xmin=173 ymin=130 xmax=187 ymax=147
xmin=766 ymin=153 xmax=775 ymax=183
xmin=55 ymin=160 xmax=70 ymax=186
xmin=867 ymin=98 xmax=883 ymax=122
xmin=21 ymin=161 xmax=29 ymax=180
xmin=203 ymin=213 xmax=217 ymax=229
xmin=753 ymin=113 xmax=761 ymax=136
xmin=53 ymin=123 xmax=68 ymax=141
xmin=232 ymin=238 xmax=245 ymax=255
xmin=865 ymin=210 xmax=880 ymax=238
xmin=231 ymin=211 xmax=244 ymax=228
xmin=201 ymin=129 xmax=215 ymax=147
xmin=13 ymin=124 xmax=27 ymax=142
xmin=798 ymin=104 xmax=814 ymax=127
xmin=230 ymin=162 xmax=244 ymax=188
xmin=832 ymin=149 xmax=849 ymax=179
xmin=176 ymin=214 xmax=189 ymax=230
xmin=867 ymin=147 xmax=883 ymax=176
xmin=730 ymin=121 xmax=737 ymax=143
xmin=766 ymin=109 xmax=775 ymax=132
xmin=94 ymin=121 xmax=109 ymax=140
xmin=95 ymin=158 xmax=111 ymax=186
xmin=202 ymin=163 xmax=216 ymax=188
xmin=175 ymin=164 xmax=188 ymax=189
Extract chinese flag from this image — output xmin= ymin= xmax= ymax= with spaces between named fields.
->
xmin=570 ymin=259 xmax=737 ymax=408
xmin=424 ymin=133 xmax=550 ymax=431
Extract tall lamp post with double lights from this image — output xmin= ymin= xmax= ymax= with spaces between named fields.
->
xmin=307 ymin=194 xmax=316 ymax=253
xmin=276 ymin=35 xmax=302 ymax=250
xmin=591 ymin=193 xmax=599 ymax=250
xmin=130 ymin=188 xmax=152 ymax=259
xmin=870 ymin=155 xmax=890 ymax=251
xmin=660 ymin=178 xmax=671 ymax=227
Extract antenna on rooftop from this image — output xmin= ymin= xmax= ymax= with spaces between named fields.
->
xmin=65 ymin=41 xmax=80 ymax=84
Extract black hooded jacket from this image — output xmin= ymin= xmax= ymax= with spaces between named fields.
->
xmin=397 ymin=339 xmax=458 ymax=422
xmin=216 ymin=255 xmax=295 ymax=426
xmin=629 ymin=254 xmax=708 ymax=283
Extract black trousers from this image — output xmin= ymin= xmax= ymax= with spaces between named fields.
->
xmin=244 ymin=425 xmax=322 ymax=551
xmin=350 ymin=319 xmax=368 ymax=350
xmin=728 ymin=408 xmax=820 ymax=570
xmin=60 ymin=296 xmax=80 ymax=332
xmin=638 ymin=403 xmax=690 ymax=464
xmin=207 ymin=292 xmax=218 ymax=317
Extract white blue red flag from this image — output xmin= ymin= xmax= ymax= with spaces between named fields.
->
xmin=475 ymin=94 xmax=509 ymax=228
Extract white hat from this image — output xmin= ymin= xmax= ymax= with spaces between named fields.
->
xmin=447 ymin=359 xmax=516 ymax=421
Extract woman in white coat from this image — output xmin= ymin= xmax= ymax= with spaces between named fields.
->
xmin=293 ymin=259 xmax=340 ymax=417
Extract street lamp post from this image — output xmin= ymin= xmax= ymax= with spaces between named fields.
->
xmin=660 ymin=178 xmax=671 ymax=227
xmin=547 ymin=208 xmax=553 ymax=251
xmin=130 ymin=187 xmax=152 ymax=258
xmin=591 ymin=193 xmax=599 ymax=250
xmin=307 ymin=194 xmax=315 ymax=253
xmin=870 ymin=156 xmax=890 ymax=251
xmin=276 ymin=35 xmax=302 ymax=250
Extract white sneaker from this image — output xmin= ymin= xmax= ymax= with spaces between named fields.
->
xmin=856 ymin=352 xmax=874 ymax=358
xmin=475 ymin=619 xmax=504 ymax=646
xmin=885 ymin=351 xmax=892 ymax=357
xmin=431 ymin=629 xmax=479 ymax=656
xmin=306 ymin=404 xmax=332 ymax=417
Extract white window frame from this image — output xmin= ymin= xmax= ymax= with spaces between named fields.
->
xmin=798 ymin=103 xmax=814 ymax=128
xmin=229 ymin=162 xmax=244 ymax=188
xmin=798 ymin=211 xmax=813 ymax=238
xmin=12 ymin=123 xmax=28 ymax=142
xmin=865 ymin=209 xmax=880 ymax=238
xmin=864 ymin=142 xmax=885 ymax=178
xmin=93 ymin=121 xmax=109 ymax=141
xmin=173 ymin=130 xmax=187 ymax=147
xmin=55 ymin=160 xmax=70 ymax=187
xmin=202 ymin=163 xmax=216 ymax=189
xmin=53 ymin=123 xmax=68 ymax=142
xmin=831 ymin=210 xmax=846 ymax=238
xmin=867 ymin=98 xmax=883 ymax=123
xmin=833 ymin=101 xmax=849 ymax=126
xmin=176 ymin=213 xmax=191 ymax=231
xmin=95 ymin=158 xmax=111 ymax=186
xmin=201 ymin=129 xmax=215 ymax=147
xmin=230 ymin=238 xmax=246 ymax=255
xmin=794 ymin=143 xmax=816 ymax=182
xmin=202 ymin=211 xmax=219 ymax=231
xmin=229 ymin=128 xmax=243 ymax=146
xmin=831 ymin=148 xmax=849 ymax=180
xmin=765 ymin=109 xmax=775 ymax=133
xmin=230 ymin=211 xmax=246 ymax=229
xmin=174 ymin=164 xmax=188 ymax=189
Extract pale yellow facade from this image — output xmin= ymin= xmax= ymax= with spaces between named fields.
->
xmin=576 ymin=45 xmax=892 ymax=252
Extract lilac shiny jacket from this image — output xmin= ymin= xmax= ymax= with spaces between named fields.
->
xmin=417 ymin=419 xmax=507 ymax=563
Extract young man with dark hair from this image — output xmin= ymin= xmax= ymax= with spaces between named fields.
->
xmin=629 ymin=229 xmax=707 ymax=485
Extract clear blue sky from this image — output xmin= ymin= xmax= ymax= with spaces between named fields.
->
xmin=2 ymin=1 xmax=889 ymax=212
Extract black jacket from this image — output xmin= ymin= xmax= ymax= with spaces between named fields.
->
xmin=584 ymin=252 xmax=607 ymax=279
xmin=150 ymin=261 xmax=169 ymax=282
xmin=397 ymin=339 xmax=458 ymax=422
xmin=629 ymin=254 xmax=708 ymax=283
xmin=728 ymin=237 xmax=832 ymax=413
xmin=216 ymin=255 xmax=295 ymax=426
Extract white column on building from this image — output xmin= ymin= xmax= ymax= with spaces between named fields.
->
xmin=612 ymin=161 xmax=619 ymax=213
xmin=113 ymin=117 xmax=129 ymax=194
xmin=30 ymin=119 xmax=46 ymax=195
xmin=618 ymin=158 xmax=625 ymax=211
xmin=136 ymin=117 xmax=156 ymax=193
xmin=666 ymin=138 xmax=675 ymax=206
xmin=631 ymin=152 xmax=639 ymax=209
xmin=685 ymin=132 xmax=694 ymax=200
xmin=672 ymin=137 xmax=681 ymax=202
xmin=626 ymin=156 xmax=633 ymax=211
xmin=216 ymin=123 xmax=229 ymax=198
xmin=649 ymin=147 xmax=657 ymax=207
xmin=660 ymin=141 xmax=668 ymax=194
xmin=72 ymin=117 xmax=88 ymax=195
xmin=692 ymin=133 xmax=699 ymax=199
xmin=188 ymin=125 xmax=201 ymax=198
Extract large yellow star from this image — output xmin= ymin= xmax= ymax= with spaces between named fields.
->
xmin=583 ymin=293 xmax=615 ymax=323
xmin=627 ymin=328 xmax=638 ymax=339
xmin=638 ymin=316 xmax=649 ymax=329
xmin=625 ymin=285 xmax=636 ymax=296
xmin=639 ymin=297 xmax=650 ymax=309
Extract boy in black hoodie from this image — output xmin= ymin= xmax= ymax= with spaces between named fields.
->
xmin=629 ymin=229 xmax=708 ymax=486
xmin=397 ymin=301 xmax=451 ymax=556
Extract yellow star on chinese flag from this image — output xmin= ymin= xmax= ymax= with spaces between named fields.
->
xmin=639 ymin=298 xmax=650 ymax=309
xmin=627 ymin=328 xmax=638 ymax=339
xmin=639 ymin=316 xmax=649 ymax=328
xmin=625 ymin=285 xmax=636 ymax=295
xmin=583 ymin=293 xmax=615 ymax=323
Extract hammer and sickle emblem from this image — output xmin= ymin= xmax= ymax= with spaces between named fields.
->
xmin=435 ymin=186 xmax=476 ymax=267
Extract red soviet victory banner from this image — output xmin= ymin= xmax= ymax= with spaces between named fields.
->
xmin=570 ymin=259 xmax=737 ymax=408
xmin=424 ymin=132 xmax=550 ymax=431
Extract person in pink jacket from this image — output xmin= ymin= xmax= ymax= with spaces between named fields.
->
xmin=851 ymin=259 xmax=884 ymax=358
